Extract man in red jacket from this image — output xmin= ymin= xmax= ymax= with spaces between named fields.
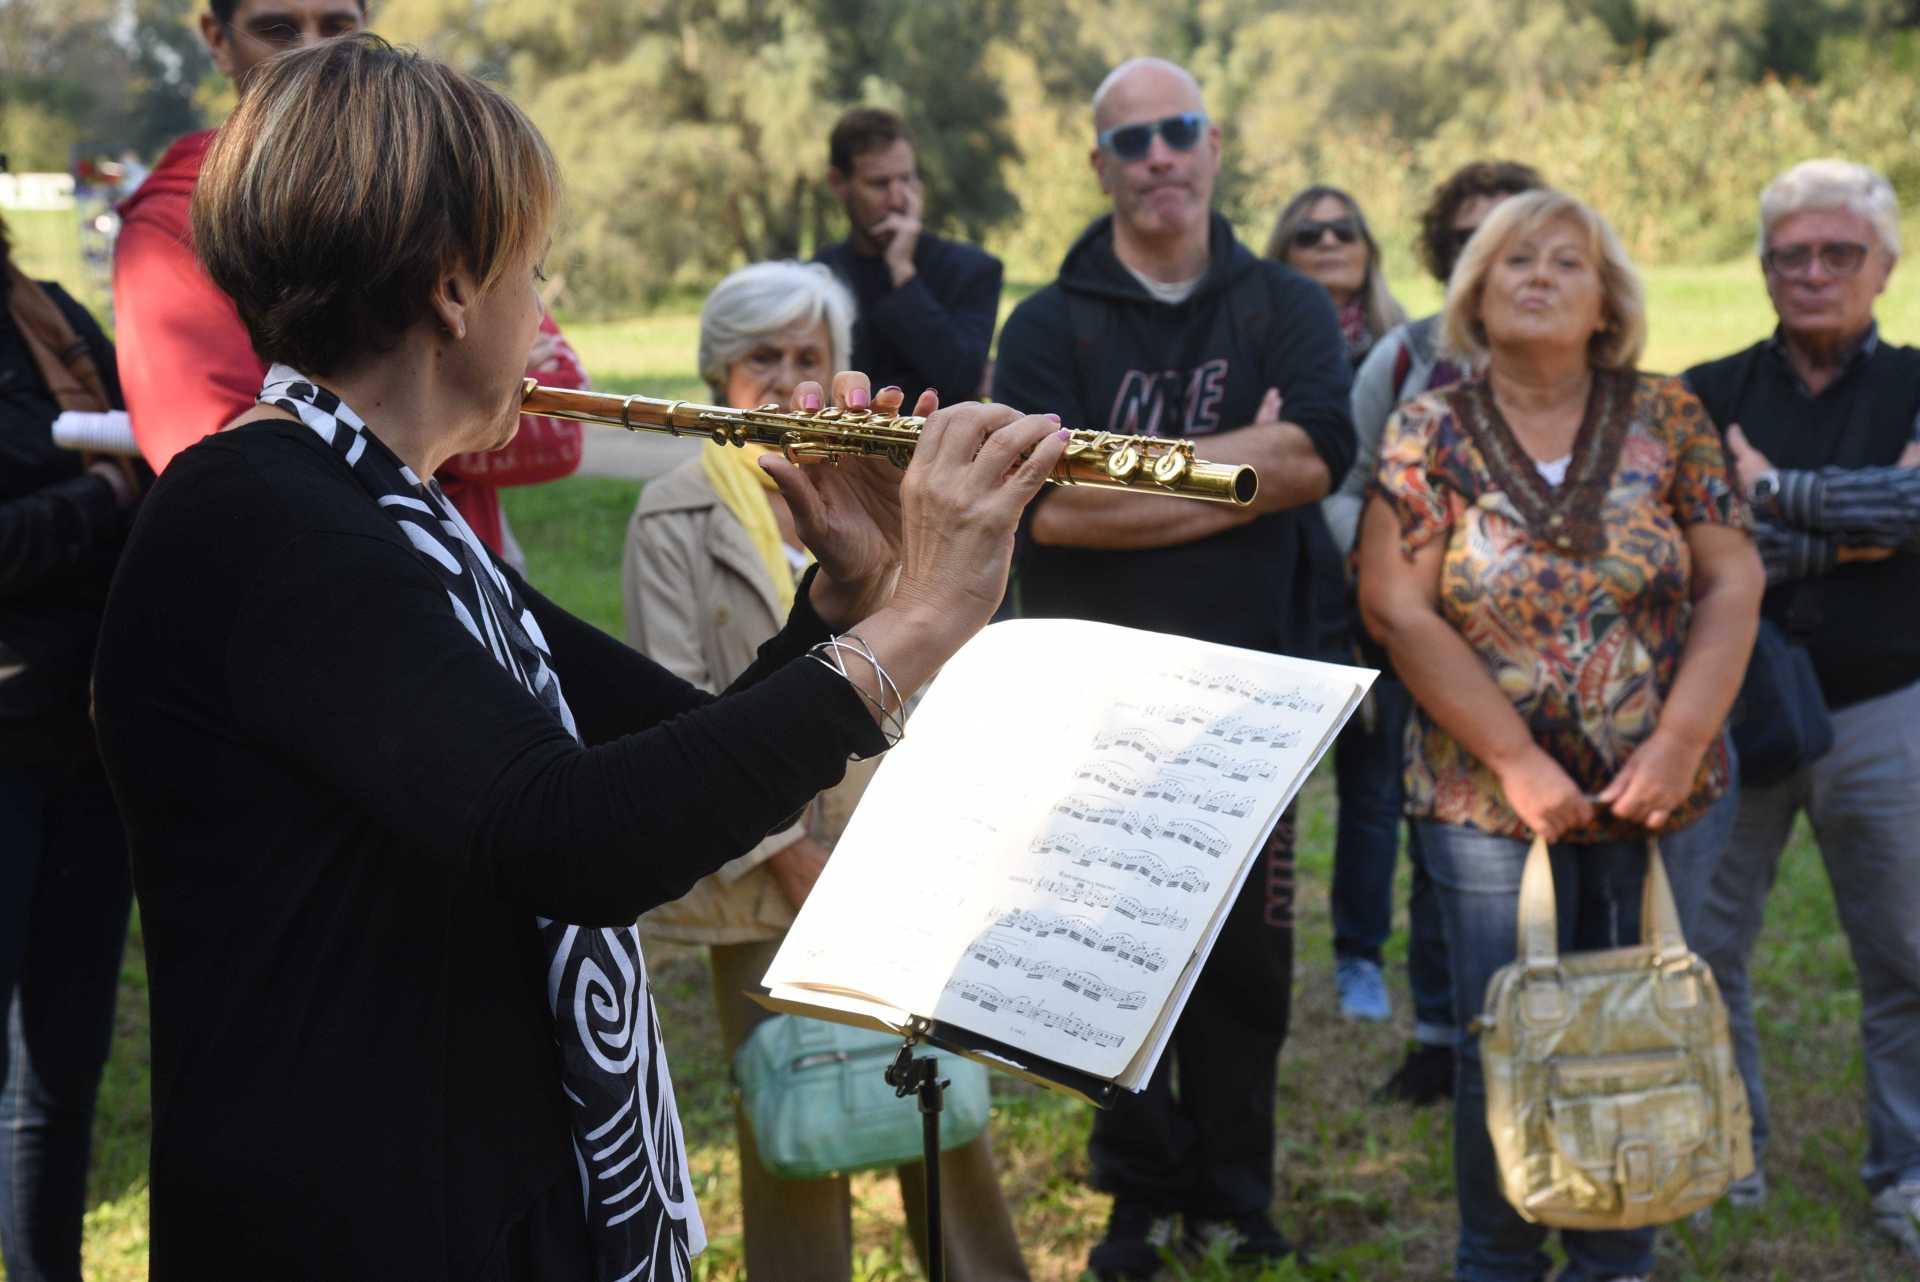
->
xmin=113 ymin=0 xmax=586 ymax=557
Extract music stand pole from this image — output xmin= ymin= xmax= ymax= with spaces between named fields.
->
xmin=885 ymin=1039 xmax=946 ymax=1282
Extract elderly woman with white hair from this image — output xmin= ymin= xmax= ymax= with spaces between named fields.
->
xmin=621 ymin=259 xmax=1030 ymax=1282
xmin=1684 ymin=158 xmax=1920 ymax=1259
xmin=1357 ymin=189 xmax=1763 ymax=1282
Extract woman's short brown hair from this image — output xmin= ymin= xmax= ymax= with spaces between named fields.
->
xmin=1441 ymin=189 xmax=1646 ymax=373
xmin=192 ymin=33 xmax=558 ymax=376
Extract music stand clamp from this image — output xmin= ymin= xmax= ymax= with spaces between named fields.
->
xmin=885 ymin=1037 xmax=949 ymax=1282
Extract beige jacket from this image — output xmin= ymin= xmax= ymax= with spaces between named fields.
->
xmin=623 ymin=457 xmax=876 ymax=944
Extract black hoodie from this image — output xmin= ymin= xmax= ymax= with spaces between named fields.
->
xmin=993 ymin=213 xmax=1355 ymax=655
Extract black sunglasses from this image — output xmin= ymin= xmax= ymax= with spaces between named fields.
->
xmin=1096 ymin=112 xmax=1209 ymax=162
xmin=1290 ymin=218 xmax=1360 ymax=250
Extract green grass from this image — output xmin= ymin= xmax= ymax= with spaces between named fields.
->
xmin=50 ymin=792 xmax=1908 ymax=1281
xmin=16 ymin=237 xmax=1920 ymax=1281
xmin=502 ymin=474 xmax=639 ymax=636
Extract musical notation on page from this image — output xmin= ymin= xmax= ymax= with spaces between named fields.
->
xmin=1048 ymin=797 xmax=1232 ymax=857
xmin=1089 ymin=732 xmax=1279 ymax=781
xmin=989 ymin=902 xmax=1188 ymax=941
xmin=962 ymin=938 xmax=1154 ymax=1003
xmin=981 ymin=898 xmax=1173 ymax=971
xmin=1026 ymin=834 xmax=1211 ymax=894
xmin=943 ymin=978 xmax=1127 ymax=1049
xmin=1164 ymin=667 xmax=1330 ymax=713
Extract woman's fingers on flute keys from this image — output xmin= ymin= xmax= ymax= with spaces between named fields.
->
xmin=980 ymin=414 xmax=1070 ymax=513
xmin=830 ymin=370 xmax=874 ymax=411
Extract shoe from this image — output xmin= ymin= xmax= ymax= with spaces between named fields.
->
xmin=1087 ymin=1198 xmax=1178 ymax=1281
xmin=1182 ymin=1211 xmax=1299 ymax=1264
xmin=1726 ymin=1169 xmax=1768 ymax=1207
xmin=1371 ymin=1040 xmax=1455 ymax=1106
xmin=1687 ymin=1168 xmax=1768 ymax=1232
xmin=1335 ymin=957 xmax=1391 ymax=1021
xmin=1870 ymin=1181 xmax=1920 ymax=1260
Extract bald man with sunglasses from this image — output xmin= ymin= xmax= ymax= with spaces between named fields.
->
xmin=992 ymin=56 xmax=1355 ymax=1282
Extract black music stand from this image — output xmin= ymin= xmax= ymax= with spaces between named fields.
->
xmin=884 ymin=1037 xmax=949 ymax=1282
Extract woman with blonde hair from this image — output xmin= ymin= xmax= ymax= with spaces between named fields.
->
xmin=1356 ymin=189 xmax=1763 ymax=1282
xmin=623 ymin=259 xmax=1029 ymax=1280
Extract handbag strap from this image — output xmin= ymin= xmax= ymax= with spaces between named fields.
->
xmin=1639 ymin=837 xmax=1688 ymax=961
xmin=1518 ymin=834 xmax=1689 ymax=967
xmin=1517 ymin=835 xmax=1559 ymax=968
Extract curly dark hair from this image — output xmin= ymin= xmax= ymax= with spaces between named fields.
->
xmin=1418 ymin=161 xmax=1545 ymax=285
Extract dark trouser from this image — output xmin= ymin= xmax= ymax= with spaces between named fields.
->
xmin=709 ymin=938 xmax=1030 ymax=1282
xmin=0 ymin=756 xmax=133 ymax=1282
xmin=1088 ymin=813 xmax=1295 ymax=1219
xmin=1330 ymin=676 xmax=1456 ymax=1043
xmin=1694 ymin=677 xmax=1920 ymax=1193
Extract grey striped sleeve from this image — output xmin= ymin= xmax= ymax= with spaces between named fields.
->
xmin=1769 ymin=464 xmax=1920 ymax=545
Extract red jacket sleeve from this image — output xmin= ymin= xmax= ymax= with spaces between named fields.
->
xmin=112 ymin=188 xmax=265 ymax=474
xmin=440 ymin=311 xmax=587 ymax=487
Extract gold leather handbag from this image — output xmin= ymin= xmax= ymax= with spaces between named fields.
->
xmin=1475 ymin=837 xmax=1754 ymax=1229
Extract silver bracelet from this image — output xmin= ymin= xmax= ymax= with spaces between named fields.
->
xmin=807 ymin=632 xmax=905 ymax=750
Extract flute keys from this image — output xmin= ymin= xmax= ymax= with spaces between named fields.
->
xmin=1151 ymin=449 xmax=1192 ymax=487
xmin=1105 ymin=444 xmax=1143 ymax=482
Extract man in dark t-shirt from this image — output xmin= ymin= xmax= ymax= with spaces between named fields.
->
xmin=993 ymin=57 xmax=1354 ymax=1281
xmin=1683 ymin=158 xmax=1920 ymax=1261
xmin=814 ymin=107 xmax=1002 ymax=406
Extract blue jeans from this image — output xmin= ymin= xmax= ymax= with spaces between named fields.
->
xmin=1332 ymin=675 xmax=1455 ymax=1043
xmin=1693 ymin=677 xmax=1920 ymax=1193
xmin=1418 ymin=789 xmax=1735 ymax=1282
xmin=0 ymin=758 xmax=133 ymax=1282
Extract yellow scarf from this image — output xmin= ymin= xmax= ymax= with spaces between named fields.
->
xmin=699 ymin=441 xmax=810 ymax=613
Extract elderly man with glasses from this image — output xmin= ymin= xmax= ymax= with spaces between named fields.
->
xmin=1684 ymin=158 xmax=1920 ymax=1260
xmin=992 ymin=56 xmax=1354 ymax=1281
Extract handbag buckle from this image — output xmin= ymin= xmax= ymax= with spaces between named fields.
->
xmin=1655 ymin=955 xmax=1700 ymax=1012
xmin=1617 ymin=1140 xmax=1656 ymax=1203
xmin=1520 ymin=962 xmax=1570 ymax=1027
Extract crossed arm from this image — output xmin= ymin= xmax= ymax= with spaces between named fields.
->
xmin=1725 ymin=426 xmax=1920 ymax=583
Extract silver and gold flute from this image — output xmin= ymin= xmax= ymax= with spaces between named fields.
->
xmin=519 ymin=380 xmax=1258 ymax=506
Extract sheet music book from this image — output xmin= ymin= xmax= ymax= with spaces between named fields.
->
xmin=760 ymin=618 xmax=1375 ymax=1104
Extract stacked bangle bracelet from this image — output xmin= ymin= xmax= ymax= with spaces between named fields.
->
xmin=807 ymin=632 xmax=905 ymax=751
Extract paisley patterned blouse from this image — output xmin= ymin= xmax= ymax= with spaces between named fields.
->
xmin=1371 ymin=370 xmax=1750 ymax=840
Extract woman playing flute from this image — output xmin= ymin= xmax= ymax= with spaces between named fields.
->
xmin=91 ymin=34 xmax=1067 ymax=1281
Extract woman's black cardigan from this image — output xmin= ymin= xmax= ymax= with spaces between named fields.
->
xmin=92 ymin=421 xmax=885 ymax=1280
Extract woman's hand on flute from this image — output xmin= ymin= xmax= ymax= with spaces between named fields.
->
xmin=771 ymin=371 xmax=1069 ymax=724
xmin=762 ymin=374 xmax=928 ymax=630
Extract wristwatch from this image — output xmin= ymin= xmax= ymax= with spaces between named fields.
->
xmin=1749 ymin=470 xmax=1780 ymax=505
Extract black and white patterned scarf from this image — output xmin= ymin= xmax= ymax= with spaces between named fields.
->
xmin=261 ymin=366 xmax=705 ymax=1281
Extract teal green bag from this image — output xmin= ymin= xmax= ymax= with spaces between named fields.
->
xmin=733 ymin=1015 xmax=991 ymax=1180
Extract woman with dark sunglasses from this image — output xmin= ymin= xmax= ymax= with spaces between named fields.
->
xmin=1266 ymin=186 xmax=1405 ymax=367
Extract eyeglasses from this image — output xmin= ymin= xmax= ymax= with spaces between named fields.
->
xmin=1290 ymin=218 xmax=1360 ymax=250
xmin=1096 ymin=112 xmax=1209 ymax=162
xmin=1762 ymin=241 xmax=1871 ymax=278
